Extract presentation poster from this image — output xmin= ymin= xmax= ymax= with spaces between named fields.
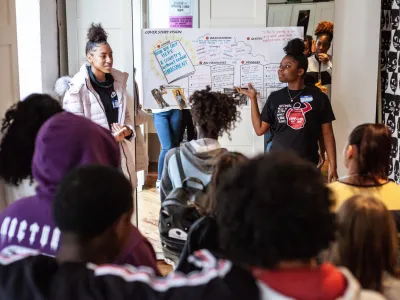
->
xmin=142 ymin=27 xmax=303 ymax=109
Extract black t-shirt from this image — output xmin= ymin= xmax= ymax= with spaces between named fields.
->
xmin=261 ymin=86 xmax=335 ymax=164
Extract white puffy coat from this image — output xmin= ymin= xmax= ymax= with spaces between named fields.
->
xmin=63 ymin=64 xmax=137 ymax=188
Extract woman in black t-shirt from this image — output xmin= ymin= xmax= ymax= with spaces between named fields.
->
xmin=237 ymin=39 xmax=338 ymax=182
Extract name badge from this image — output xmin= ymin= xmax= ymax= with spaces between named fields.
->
xmin=111 ymin=91 xmax=120 ymax=109
xmin=300 ymin=95 xmax=313 ymax=103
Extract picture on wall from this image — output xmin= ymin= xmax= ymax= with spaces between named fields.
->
xmin=297 ymin=10 xmax=311 ymax=35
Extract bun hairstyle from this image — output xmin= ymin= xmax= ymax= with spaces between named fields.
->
xmin=86 ymin=23 xmax=108 ymax=55
xmin=348 ymin=124 xmax=391 ymax=182
xmin=314 ymin=21 xmax=334 ymax=42
xmin=283 ymin=38 xmax=308 ymax=75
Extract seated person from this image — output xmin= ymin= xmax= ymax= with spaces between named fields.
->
xmin=329 ymin=195 xmax=400 ymax=300
xmin=176 ymin=151 xmax=248 ymax=273
xmin=0 ymin=112 xmax=158 ymax=272
xmin=160 ymin=86 xmax=240 ymax=201
xmin=0 ymin=154 xmax=384 ymax=300
xmin=0 ymin=94 xmax=63 ymax=205
xmin=329 ymin=123 xmax=400 ymax=230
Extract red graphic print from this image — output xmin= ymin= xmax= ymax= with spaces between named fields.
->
xmin=285 ymin=102 xmax=312 ymax=130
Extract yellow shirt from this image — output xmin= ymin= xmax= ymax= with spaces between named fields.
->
xmin=328 ymin=181 xmax=400 ymax=211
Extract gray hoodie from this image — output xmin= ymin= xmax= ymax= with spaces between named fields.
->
xmin=160 ymin=138 xmax=226 ymax=202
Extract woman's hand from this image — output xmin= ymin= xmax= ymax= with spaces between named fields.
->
xmin=112 ymin=123 xmax=131 ymax=142
xmin=317 ymin=152 xmax=325 ymax=170
xmin=235 ymin=83 xmax=259 ymax=100
xmin=328 ymin=166 xmax=338 ymax=183
xmin=318 ymin=53 xmax=330 ymax=64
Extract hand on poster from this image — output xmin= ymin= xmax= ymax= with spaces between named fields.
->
xmin=235 ymin=83 xmax=259 ymax=101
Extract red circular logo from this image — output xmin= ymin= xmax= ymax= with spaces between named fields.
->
xmin=199 ymin=61 xmax=203 ymax=64
xmin=241 ymin=61 xmax=245 ymax=64
xmin=247 ymin=37 xmax=250 ymax=40
xmin=206 ymin=36 xmax=209 ymax=40
xmin=157 ymin=45 xmax=160 ymax=48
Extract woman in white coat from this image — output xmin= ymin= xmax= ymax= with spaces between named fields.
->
xmin=62 ymin=23 xmax=138 ymax=187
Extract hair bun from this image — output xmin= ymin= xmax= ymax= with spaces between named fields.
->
xmin=315 ymin=21 xmax=334 ymax=38
xmin=87 ymin=23 xmax=108 ymax=43
xmin=283 ymin=38 xmax=305 ymax=57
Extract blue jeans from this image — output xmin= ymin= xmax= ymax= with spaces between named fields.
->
xmin=154 ymin=109 xmax=182 ymax=180
xmin=265 ymin=130 xmax=273 ymax=152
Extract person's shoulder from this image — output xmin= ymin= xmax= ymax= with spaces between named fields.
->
xmin=67 ymin=68 xmax=87 ymax=95
xmin=386 ymin=180 xmax=400 ymax=190
xmin=382 ymin=273 xmax=400 ymax=300
xmin=267 ymin=88 xmax=286 ymax=103
xmin=381 ymin=181 xmax=400 ymax=206
xmin=191 ymin=216 xmax=216 ymax=233
xmin=0 ymin=195 xmax=38 ymax=220
xmin=0 ymin=254 xmax=56 ymax=294
xmin=305 ymin=86 xmax=330 ymax=101
xmin=339 ymin=267 xmax=386 ymax=300
xmin=111 ymin=68 xmax=129 ymax=85
xmin=165 ymin=147 xmax=180 ymax=163
xmin=358 ymin=291 xmax=387 ymax=300
xmin=89 ymin=250 xmax=240 ymax=297
xmin=327 ymin=180 xmax=345 ymax=188
xmin=305 ymin=85 xmax=324 ymax=95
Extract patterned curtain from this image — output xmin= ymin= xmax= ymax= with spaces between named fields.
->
xmin=381 ymin=0 xmax=400 ymax=182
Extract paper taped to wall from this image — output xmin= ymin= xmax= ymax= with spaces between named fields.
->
xmin=142 ymin=27 xmax=303 ymax=109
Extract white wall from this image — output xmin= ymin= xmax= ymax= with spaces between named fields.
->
xmin=15 ymin=0 xmax=59 ymax=99
xmin=332 ymin=0 xmax=381 ymax=176
xmin=15 ymin=0 xmax=42 ymax=99
xmin=40 ymin=0 xmax=58 ymax=95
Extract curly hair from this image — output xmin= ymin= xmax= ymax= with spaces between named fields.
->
xmin=86 ymin=23 xmax=108 ymax=55
xmin=314 ymin=21 xmax=334 ymax=42
xmin=189 ymin=86 xmax=240 ymax=139
xmin=197 ymin=152 xmax=249 ymax=217
xmin=0 ymin=94 xmax=63 ymax=186
xmin=216 ymin=152 xmax=336 ymax=268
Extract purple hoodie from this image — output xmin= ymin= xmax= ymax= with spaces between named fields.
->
xmin=0 ymin=113 xmax=158 ymax=272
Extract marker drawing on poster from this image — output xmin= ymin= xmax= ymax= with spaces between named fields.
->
xmin=142 ymin=27 xmax=303 ymax=109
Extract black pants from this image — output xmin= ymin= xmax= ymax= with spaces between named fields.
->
xmin=179 ymin=110 xmax=197 ymax=143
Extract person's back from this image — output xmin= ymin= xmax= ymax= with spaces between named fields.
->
xmin=0 ymin=113 xmax=120 ymax=255
xmin=0 ymin=155 xmax=385 ymax=300
xmin=329 ymin=123 xmax=400 ymax=230
xmin=161 ymin=138 xmax=226 ymax=200
xmin=176 ymin=152 xmax=249 ymax=274
xmin=214 ymin=153 xmax=385 ymax=300
xmin=0 ymin=113 xmax=158 ymax=273
xmin=329 ymin=195 xmax=400 ymax=300
xmin=160 ymin=87 xmax=239 ymax=201
xmin=0 ymin=94 xmax=63 ymax=206
xmin=329 ymin=180 xmax=400 ymax=213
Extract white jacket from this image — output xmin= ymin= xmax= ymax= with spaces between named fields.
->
xmin=62 ymin=64 xmax=137 ymax=188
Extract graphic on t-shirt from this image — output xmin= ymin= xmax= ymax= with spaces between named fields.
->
xmin=285 ymin=102 xmax=312 ymax=130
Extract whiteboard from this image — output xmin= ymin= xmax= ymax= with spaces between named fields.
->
xmin=142 ymin=27 xmax=303 ymax=109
